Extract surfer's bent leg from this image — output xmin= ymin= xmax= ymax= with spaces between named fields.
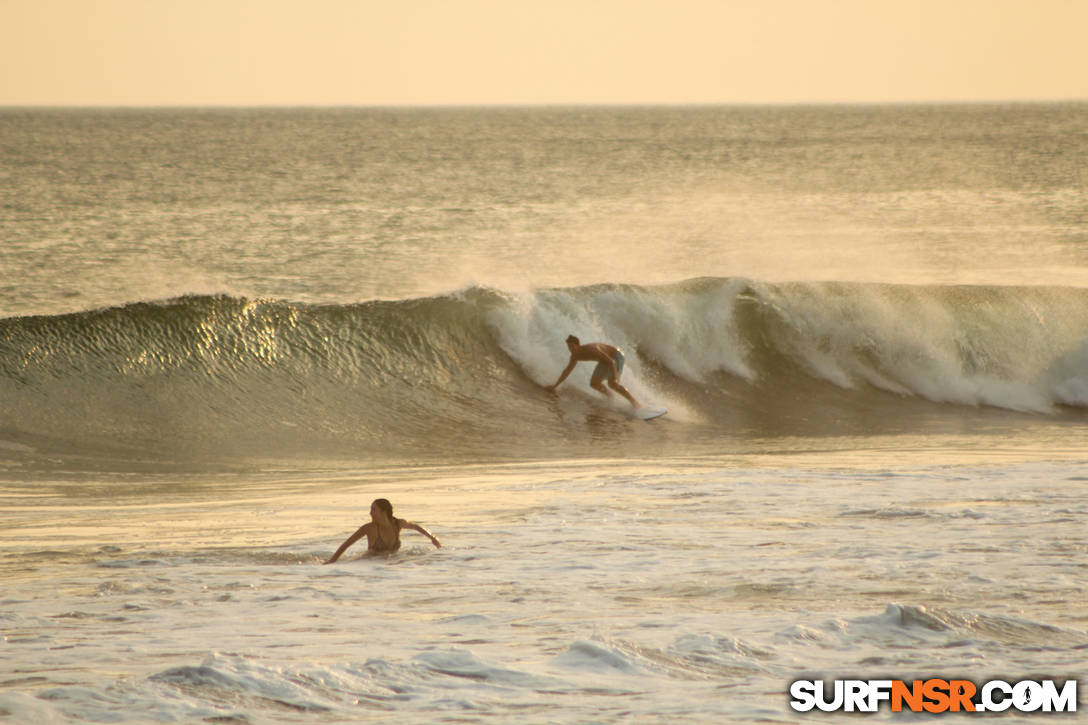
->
xmin=606 ymin=351 xmax=639 ymax=408
xmin=591 ymin=375 xmax=611 ymax=396
xmin=590 ymin=357 xmax=612 ymax=395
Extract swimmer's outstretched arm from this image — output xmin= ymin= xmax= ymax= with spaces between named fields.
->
xmin=323 ymin=523 xmax=369 ymax=564
xmin=401 ymin=519 xmax=442 ymax=548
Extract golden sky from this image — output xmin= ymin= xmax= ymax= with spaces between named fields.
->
xmin=2 ymin=0 xmax=1086 ymax=106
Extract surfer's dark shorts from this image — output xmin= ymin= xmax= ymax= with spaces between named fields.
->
xmin=592 ymin=350 xmax=625 ymax=381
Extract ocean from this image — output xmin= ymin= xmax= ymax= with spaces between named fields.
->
xmin=1 ymin=104 xmax=1086 ymax=722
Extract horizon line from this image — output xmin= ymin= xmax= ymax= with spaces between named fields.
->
xmin=3 ymin=97 xmax=1087 ymax=111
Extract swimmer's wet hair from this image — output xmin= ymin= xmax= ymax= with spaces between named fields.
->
xmin=566 ymin=334 xmax=580 ymax=345
xmin=372 ymin=498 xmax=393 ymax=518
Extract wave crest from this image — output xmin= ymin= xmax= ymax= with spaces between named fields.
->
xmin=2 ymin=279 xmax=1087 ymax=463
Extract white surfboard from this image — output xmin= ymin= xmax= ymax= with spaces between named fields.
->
xmin=634 ymin=407 xmax=667 ymax=421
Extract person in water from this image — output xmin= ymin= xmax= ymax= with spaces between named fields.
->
xmin=323 ymin=498 xmax=441 ymax=563
xmin=546 ymin=335 xmax=640 ymax=409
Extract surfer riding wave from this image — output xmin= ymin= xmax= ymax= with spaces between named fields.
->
xmin=545 ymin=335 xmax=640 ymax=410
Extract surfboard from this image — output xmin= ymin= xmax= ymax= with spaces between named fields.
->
xmin=635 ymin=407 xmax=667 ymax=421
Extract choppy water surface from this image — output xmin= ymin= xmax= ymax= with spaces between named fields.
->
xmin=3 ymin=455 xmax=1086 ymax=722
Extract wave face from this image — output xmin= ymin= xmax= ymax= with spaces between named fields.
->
xmin=3 ymin=279 xmax=1088 ymax=464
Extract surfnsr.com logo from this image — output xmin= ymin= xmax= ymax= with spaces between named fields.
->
xmin=789 ymin=678 xmax=1078 ymax=713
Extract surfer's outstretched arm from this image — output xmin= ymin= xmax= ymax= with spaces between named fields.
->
xmin=400 ymin=519 xmax=442 ymax=548
xmin=323 ymin=523 xmax=370 ymax=564
xmin=546 ymin=358 xmax=577 ymax=390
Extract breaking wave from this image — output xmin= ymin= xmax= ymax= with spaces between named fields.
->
xmin=2 ymin=278 xmax=1087 ymax=464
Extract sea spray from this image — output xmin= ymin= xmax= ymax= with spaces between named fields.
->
xmin=3 ymin=279 xmax=1087 ymax=463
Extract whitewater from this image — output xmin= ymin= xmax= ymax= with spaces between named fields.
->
xmin=1 ymin=104 xmax=1087 ymax=722
xmin=4 ymin=280 xmax=1088 ymax=465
